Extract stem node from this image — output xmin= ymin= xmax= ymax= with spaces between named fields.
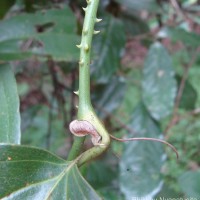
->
xmin=84 ymin=44 xmax=89 ymax=51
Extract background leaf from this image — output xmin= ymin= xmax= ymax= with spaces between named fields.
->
xmin=120 ymin=12 xmax=149 ymax=36
xmin=142 ymin=42 xmax=177 ymax=120
xmin=114 ymin=0 xmax=159 ymax=12
xmin=0 ymin=7 xmax=79 ymax=61
xmin=93 ymin=76 xmax=126 ymax=118
xmin=176 ymin=75 xmax=197 ymax=110
xmin=0 ymin=63 xmax=20 ymax=144
xmin=158 ymin=27 xmax=200 ymax=48
xmin=0 ymin=144 xmax=102 ymax=200
xmin=119 ymin=103 xmax=165 ymax=199
xmin=178 ymin=170 xmax=200 ymax=198
xmin=91 ymin=15 xmax=125 ymax=83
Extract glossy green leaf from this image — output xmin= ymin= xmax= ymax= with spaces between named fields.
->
xmin=142 ymin=42 xmax=177 ymax=120
xmin=0 ymin=7 xmax=79 ymax=61
xmin=115 ymin=0 xmax=159 ymax=12
xmin=176 ymin=75 xmax=197 ymax=110
xmin=0 ymin=63 xmax=20 ymax=144
xmin=158 ymin=27 xmax=200 ymax=48
xmin=178 ymin=170 xmax=200 ymax=198
xmin=93 ymin=76 xmax=126 ymax=118
xmin=119 ymin=104 xmax=165 ymax=199
xmin=91 ymin=15 xmax=125 ymax=83
xmin=0 ymin=144 xmax=102 ymax=200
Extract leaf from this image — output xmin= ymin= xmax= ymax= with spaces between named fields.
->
xmin=0 ymin=7 xmax=79 ymax=61
xmin=178 ymin=170 xmax=200 ymax=198
xmin=176 ymin=75 xmax=197 ymax=110
xmin=0 ymin=0 xmax=15 ymax=19
xmin=155 ymin=184 xmax=184 ymax=198
xmin=158 ymin=27 xmax=200 ymax=48
xmin=115 ymin=0 xmax=159 ymax=12
xmin=0 ymin=144 xmax=102 ymax=200
xmin=120 ymin=12 xmax=149 ymax=36
xmin=86 ymin=161 xmax=116 ymax=189
xmin=119 ymin=103 xmax=165 ymax=199
xmin=142 ymin=42 xmax=177 ymax=120
xmin=0 ymin=63 xmax=20 ymax=144
xmin=93 ymin=76 xmax=126 ymax=118
xmin=91 ymin=15 xmax=125 ymax=83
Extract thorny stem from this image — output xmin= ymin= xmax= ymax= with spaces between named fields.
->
xmin=67 ymin=0 xmax=178 ymax=166
xmin=67 ymin=0 xmax=110 ymax=165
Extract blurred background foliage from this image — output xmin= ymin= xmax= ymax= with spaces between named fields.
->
xmin=0 ymin=0 xmax=200 ymax=199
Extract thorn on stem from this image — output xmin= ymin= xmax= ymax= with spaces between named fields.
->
xmin=82 ymin=7 xmax=87 ymax=12
xmin=76 ymin=44 xmax=82 ymax=48
xmin=94 ymin=30 xmax=100 ymax=34
xmin=86 ymin=0 xmax=91 ymax=4
xmin=96 ymin=18 xmax=102 ymax=23
xmin=73 ymin=91 xmax=79 ymax=96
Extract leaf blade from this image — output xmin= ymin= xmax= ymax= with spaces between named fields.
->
xmin=178 ymin=170 xmax=200 ymax=198
xmin=0 ymin=7 xmax=79 ymax=61
xmin=142 ymin=42 xmax=177 ymax=120
xmin=91 ymin=15 xmax=125 ymax=83
xmin=119 ymin=104 xmax=165 ymax=199
xmin=0 ymin=145 xmax=101 ymax=200
xmin=0 ymin=63 xmax=20 ymax=144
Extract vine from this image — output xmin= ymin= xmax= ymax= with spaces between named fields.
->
xmin=67 ymin=0 xmax=178 ymax=167
xmin=67 ymin=0 xmax=111 ymax=166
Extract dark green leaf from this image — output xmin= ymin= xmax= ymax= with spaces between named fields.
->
xmin=0 ymin=145 xmax=102 ymax=200
xmin=33 ymin=33 xmax=79 ymax=61
xmin=115 ymin=0 xmax=159 ymax=12
xmin=93 ymin=76 xmax=126 ymax=118
xmin=176 ymin=75 xmax=197 ymax=110
xmin=120 ymin=12 xmax=149 ymax=36
xmin=0 ymin=7 xmax=79 ymax=61
xmin=91 ymin=15 xmax=125 ymax=83
xmin=0 ymin=0 xmax=15 ymax=19
xmin=98 ymin=189 xmax=125 ymax=200
xmin=142 ymin=42 xmax=177 ymax=120
xmin=0 ymin=39 xmax=33 ymax=61
xmin=86 ymin=161 xmax=116 ymax=189
xmin=178 ymin=170 xmax=200 ymax=198
xmin=155 ymin=184 xmax=184 ymax=198
xmin=158 ymin=27 xmax=200 ymax=48
xmin=0 ymin=63 xmax=20 ymax=144
xmin=119 ymin=103 xmax=165 ymax=199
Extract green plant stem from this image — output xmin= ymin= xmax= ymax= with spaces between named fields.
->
xmin=68 ymin=0 xmax=110 ymax=164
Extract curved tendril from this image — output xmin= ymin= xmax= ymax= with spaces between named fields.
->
xmin=110 ymin=134 xmax=179 ymax=159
